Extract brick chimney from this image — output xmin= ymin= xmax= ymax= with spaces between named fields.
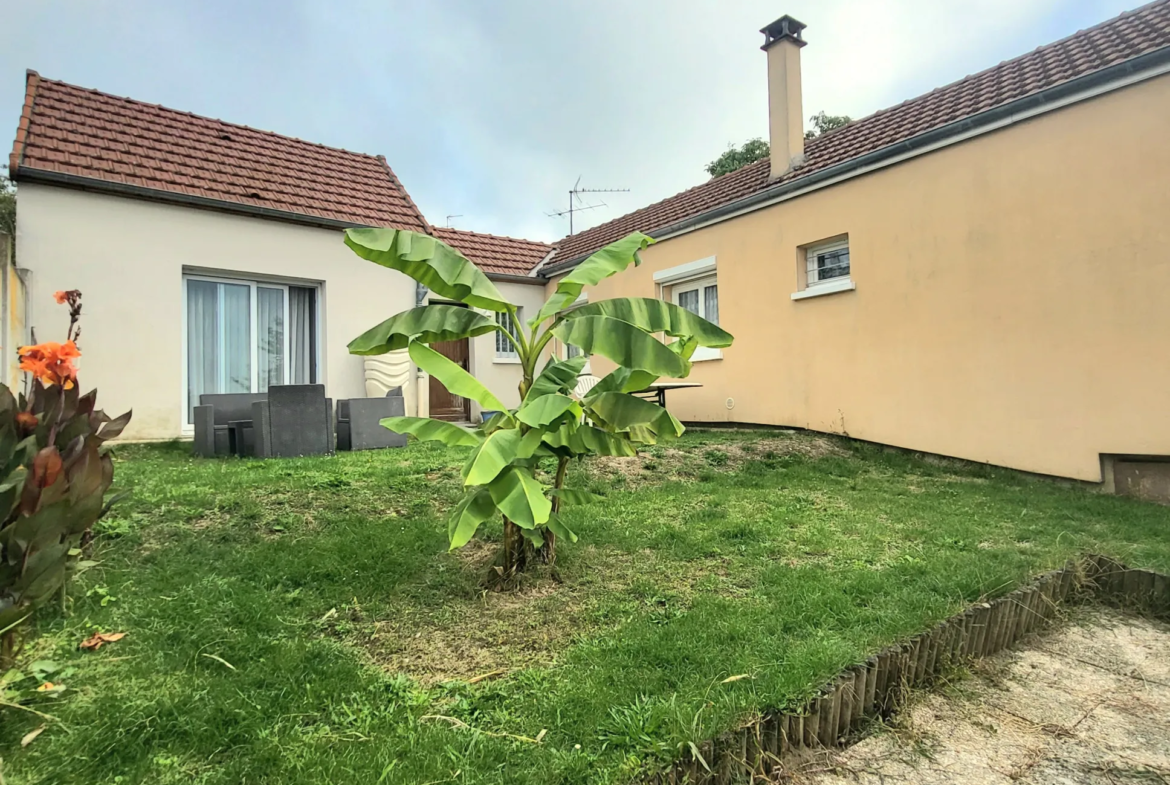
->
xmin=761 ymin=15 xmax=807 ymax=179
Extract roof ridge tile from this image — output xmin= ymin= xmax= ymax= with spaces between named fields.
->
xmin=547 ymin=0 xmax=1170 ymax=267
xmin=10 ymin=73 xmax=430 ymax=230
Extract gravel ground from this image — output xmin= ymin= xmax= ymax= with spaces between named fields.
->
xmin=795 ymin=606 xmax=1170 ymax=784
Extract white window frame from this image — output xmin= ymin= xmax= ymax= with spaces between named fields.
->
xmin=793 ymin=237 xmax=855 ymax=300
xmin=181 ymin=272 xmax=321 ymax=430
xmin=557 ymin=293 xmax=592 ymax=373
xmin=495 ymin=308 xmax=522 ymax=363
xmin=654 ymin=257 xmax=722 ymax=362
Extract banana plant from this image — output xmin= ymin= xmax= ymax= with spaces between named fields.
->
xmin=346 ymin=229 xmax=732 ymax=582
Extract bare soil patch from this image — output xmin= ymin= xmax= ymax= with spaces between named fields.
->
xmin=350 ymin=543 xmax=765 ymax=684
xmin=588 ymin=433 xmax=849 ymax=488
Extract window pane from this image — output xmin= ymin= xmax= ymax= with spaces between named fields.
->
xmin=187 ymin=280 xmax=218 ymax=422
xmin=814 ymin=248 xmax=850 ymax=282
xmin=678 ymin=288 xmax=699 ymax=315
xmin=257 ymin=287 xmax=285 ymax=392
xmin=221 ymin=283 xmax=252 ymax=393
xmin=187 ymin=280 xmax=251 ymax=422
xmin=289 ymin=286 xmax=316 ymax=384
xmin=496 ymin=311 xmax=519 ymax=356
xmin=703 ymin=284 xmax=719 ymax=325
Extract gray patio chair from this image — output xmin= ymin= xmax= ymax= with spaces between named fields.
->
xmin=193 ymin=392 xmax=268 ymax=457
xmin=337 ymin=388 xmax=407 ymax=451
xmin=252 ymin=384 xmax=334 ymax=458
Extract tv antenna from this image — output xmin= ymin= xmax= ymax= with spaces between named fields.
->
xmin=547 ymin=177 xmax=629 ymax=235
xmin=445 ymin=214 xmax=463 ymax=228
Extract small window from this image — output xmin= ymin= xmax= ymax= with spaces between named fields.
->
xmin=669 ymin=275 xmax=721 ymax=361
xmin=672 ymin=275 xmax=719 ymax=325
xmin=806 ymin=239 xmax=850 ymax=286
xmin=496 ymin=309 xmax=521 ymax=360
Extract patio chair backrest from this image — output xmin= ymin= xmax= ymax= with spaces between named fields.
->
xmin=261 ymin=384 xmax=332 ymax=458
xmin=573 ymin=375 xmax=601 ymax=399
xmin=198 ymin=392 xmax=268 ymax=426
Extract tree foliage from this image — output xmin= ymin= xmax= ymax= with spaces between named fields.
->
xmin=805 ymin=111 xmax=852 ymax=140
xmin=0 ymin=173 xmax=14 ymax=240
xmin=705 ymin=111 xmax=852 ymax=178
xmin=705 ymin=138 xmax=769 ymax=178
xmin=346 ymin=229 xmax=733 ymax=584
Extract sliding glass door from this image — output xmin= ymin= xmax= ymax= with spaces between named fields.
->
xmin=185 ymin=276 xmax=317 ymax=422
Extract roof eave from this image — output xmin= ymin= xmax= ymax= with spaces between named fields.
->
xmin=539 ymin=43 xmax=1170 ymax=277
xmin=486 ymin=271 xmax=548 ymax=286
xmin=13 ymin=167 xmax=385 ymax=231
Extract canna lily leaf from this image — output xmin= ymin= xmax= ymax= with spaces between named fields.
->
xmin=344 ymin=228 xmax=510 ymax=312
xmin=349 ymin=305 xmax=500 ymax=356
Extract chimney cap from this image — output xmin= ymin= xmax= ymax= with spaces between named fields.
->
xmin=760 ymin=15 xmax=807 ymax=51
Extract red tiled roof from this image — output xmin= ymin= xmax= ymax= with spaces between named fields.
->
xmin=8 ymin=71 xmax=430 ymax=231
xmin=549 ymin=0 xmax=1170 ymax=268
xmin=433 ymin=226 xmax=552 ymax=276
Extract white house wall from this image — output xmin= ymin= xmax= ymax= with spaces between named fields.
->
xmin=15 ymin=183 xmax=415 ymax=440
xmin=466 ymin=279 xmax=550 ymax=419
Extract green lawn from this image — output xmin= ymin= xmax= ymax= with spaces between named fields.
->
xmin=2 ymin=430 xmax=1167 ymax=784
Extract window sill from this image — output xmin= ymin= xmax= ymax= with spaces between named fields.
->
xmin=791 ymin=278 xmax=856 ymax=301
xmin=494 ymin=356 xmax=523 ymax=364
xmin=691 ymin=347 xmax=723 ymax=362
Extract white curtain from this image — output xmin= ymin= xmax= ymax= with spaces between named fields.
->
xmin=187 ymin=280 xmax=218 ymax=422
xmin=289 ymin=286 xmax=315 ymax=384
xmin=257 ymin=287 xmax=285 ymax=392
xmin=222 ymin=283 xmax=251 ymax=393
xmin=704 ymin=284 xmax=719 ymax=325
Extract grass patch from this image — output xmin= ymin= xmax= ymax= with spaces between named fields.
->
xmin=1 ymin=431 xmax=1167 ymax=784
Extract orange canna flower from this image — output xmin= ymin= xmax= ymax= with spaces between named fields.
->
xmin=18 ymin=340 xmax=81 ymax=389
xmin=57 ymin=341 xmax=80 ymax=361
xmin=53 ymin=291 xmax=69 ymax=305
xmin=16 ymin=411 xmax=38 ymax=431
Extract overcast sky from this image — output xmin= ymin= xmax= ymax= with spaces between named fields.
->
xmin=1 ymin=0 xmax=1139 ymax=242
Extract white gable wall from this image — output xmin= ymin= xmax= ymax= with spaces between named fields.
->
xmin=15 ymin=183 xmax=416 ymax=440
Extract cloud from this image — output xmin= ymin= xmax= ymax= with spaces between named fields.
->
xmin=1 ymin=0 xmax=1139 ymax=242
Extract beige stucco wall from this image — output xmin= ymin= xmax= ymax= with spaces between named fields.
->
xmin=14 ymin=184 xmax=415 ymax=440
xmin=464 ymin=278 xmax=550 ymax=420
xmin=552 ymin=74 xmax=1170 ymax=482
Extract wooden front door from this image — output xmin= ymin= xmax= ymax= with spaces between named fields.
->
xmin=429 ymin=337 xmax=471 ymax=422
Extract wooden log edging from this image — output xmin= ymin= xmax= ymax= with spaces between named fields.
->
xmin=645 ymin=555 xmax=1170 ymax=784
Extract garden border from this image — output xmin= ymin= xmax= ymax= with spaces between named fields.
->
xmin=645 ymin=554 xmax=1169 ymax=784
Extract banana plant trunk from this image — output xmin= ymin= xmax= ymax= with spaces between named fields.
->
xmin=538 ymin=457 xmax=571 ymax=566
xmin=501 ymin=516 xmax=527 ymax=580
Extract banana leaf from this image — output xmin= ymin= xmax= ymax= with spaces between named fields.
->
xmin=345 ymin=228 xmax=510 ymax=312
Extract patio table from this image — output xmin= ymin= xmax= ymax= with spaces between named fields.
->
xmin=632 ymin=381 xmax=703 ymax=408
